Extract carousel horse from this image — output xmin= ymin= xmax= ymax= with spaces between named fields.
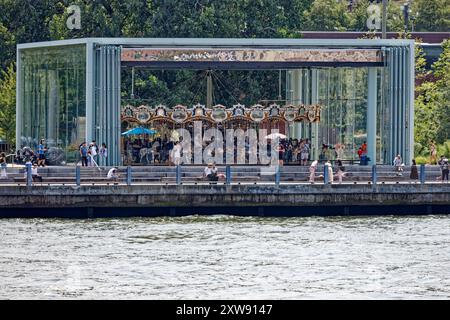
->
xmin=139 ymin=148 xmax=153 ymax=165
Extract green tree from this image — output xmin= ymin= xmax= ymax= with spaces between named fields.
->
xmin=0 ymin=22 xmax=16 ymax=70
xmin=432 ymin=39 xmax=450 ymax=143
xmin=414 ymin=38 xmax=428 ymax=80
xmin=0 ymin=0 xmax=64 ymax=69
xmin=412 ymin=0 xmax=450 ymax=32
xmin=0 ymin=63 xmax=16 ymax=147
xmin=414 ymin=39 xmax=450 ymax=154
xmin=302 ymin=0 xmax=352 ymax=31
xmin=414 ymin=81 xmax=441 ymax=152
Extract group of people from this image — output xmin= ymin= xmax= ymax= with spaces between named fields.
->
xmin=123 ymin=136 xmax=314 ymax=166
xmin=123 ymin=137 xmax=174 ymax=165
xmin=276 ymin=138 xmax=311 ymax=166
xmin=395 ymin=154 xmax=449 ymax=182
xmin=308 ymin=159 xmax=346 ymax=184
xmin=13 ymin=139 xmax=48 ymax=167
xmin=79 ymin=141 xmax=107 ymax=167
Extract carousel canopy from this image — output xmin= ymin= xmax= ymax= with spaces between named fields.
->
xmin=121 ymin=103 xmax=321 ymax=125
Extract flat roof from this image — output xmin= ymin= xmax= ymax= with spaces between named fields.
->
xmin=17 ymin=37 xmax=415 ymax=50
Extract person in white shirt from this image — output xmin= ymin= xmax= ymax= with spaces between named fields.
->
xmin=393 ymin=154 xmax=403 ymax=176
xmin=203 ymin=163 xmax=218 ymax=181
xmin=309 ymin=160 xmax=318 ymax=183
xmin=172 ymin=142 xmax=182 ymax=166
xmin=99 ymin=143 xmax=107 ymax=161
xmin=107 ymin=168 xmax=119 ymax=180
xmin=31 ymin=164 xmax=42 ymax=182
xmin=325 ymin=160 xmax=334 ymax=183
xmin=89 ymin=142 xmax=98 ymax=167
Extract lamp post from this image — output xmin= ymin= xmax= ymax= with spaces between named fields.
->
xmin=401 ymin=2 xmax=410 ymax=34
xmin=131 ymin=67 xmax=135 ymax=100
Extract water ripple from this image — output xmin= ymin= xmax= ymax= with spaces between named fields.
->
xmin=1 ymin=215 xmax=450 ymax=299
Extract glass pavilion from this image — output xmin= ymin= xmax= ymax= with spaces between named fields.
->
xmin=16 ymin=38 xmax=415 ymax=165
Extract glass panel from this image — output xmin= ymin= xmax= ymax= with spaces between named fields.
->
xmin=19 ymin=45 xmax=86 ymax=164
xmin=314 ymin=67 xmax=367 ymax=161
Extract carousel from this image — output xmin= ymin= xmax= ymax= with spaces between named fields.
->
xmin=121 ymin=103 xmax=321 ymax=165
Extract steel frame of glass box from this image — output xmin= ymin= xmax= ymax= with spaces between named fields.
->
xmin=17 ymin=38 xmax=415 ymax=165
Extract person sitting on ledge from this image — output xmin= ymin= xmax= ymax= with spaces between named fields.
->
xmin=107 ymin=167 xmax=120 ymax=181
xmin=204 ymin=163 xmax=218 ymax=181
xmin=203 ymin=162 xmax=225 ymax=182
xmin=31 ymin=163 xmax=42 ymax=182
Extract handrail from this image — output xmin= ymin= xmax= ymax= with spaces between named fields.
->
xmin=1 ymin=164 xmax=445 ymax=186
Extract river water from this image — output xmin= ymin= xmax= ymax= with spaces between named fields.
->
xmin=1 ymin=215 xmax=450 ymax=299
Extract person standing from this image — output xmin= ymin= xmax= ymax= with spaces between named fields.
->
xmin=79 ymin=142 xmax=88 ymax=167
xmin=99 ymin=143 xmax=108 ymax=165
xmin=335 ymin=143 xmax=345 ymax=161
xmin=37 ymin=139 xmax=46 ymax=167
xmin=0 ymin=152 xmax=7 ymax=179
xmin=172 ymin=142 xmax=182 ymax=166
xmin=430 ymin=141 xmax=437 ymax=165
xmin=89 ymin=141 xmax=98 ymax=166
xmin=325 ymin=160 xmax=334 ymax=183
xmin=277 ymin=143 xmax=285 ymax=166
xmin=361 ymin=141 xmax=367 ymax=156
xmin=393 ymin=154 xmax=403 ymax=176
xmin=336 ymin=159 xmax=345 ymax=184
xmin=410 ymin=159 xmax=419 ymax=180
xmin=309 ymin=160 xmax=318 ymax=183
xmin=301 ymin=141 xmax=310 ymax=166
xmin=357 ymin=147 xmax=363 ymax=161
xmin=441 ymin=158 xmax=449 ymax=183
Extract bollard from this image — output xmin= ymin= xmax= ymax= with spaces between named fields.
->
xmin=26 ymin=163 xmax=32 ymax=187
xmin=372 ymin=165 xmax=377 ymax=185
xmin=127 ymin=166 xmax=132 ymax=186
xmin=226 ymin=165 xmax=231 ymax=185
xmin=176 ymin=165 xmax=181 ymax=185
xmin=76 ymin=166 xmax=81 ymax=186
xmin=420 ymin=164 xmax=425 ymax=184
xmin=323 ymin=165 xmax=329 ymax=184
xmin=275 ymin=166 xmax=280 ymax=185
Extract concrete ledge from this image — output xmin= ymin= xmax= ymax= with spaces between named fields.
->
xmin=0 ymin=184 xmax=449 ymax=217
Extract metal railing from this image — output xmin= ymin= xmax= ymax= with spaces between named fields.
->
xmin=0 ymin=164 xmax=448 ymax=187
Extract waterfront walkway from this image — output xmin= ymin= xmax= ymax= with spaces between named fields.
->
xmin=0 ymin=165 xmax=449 ymax=218
xmin=0 ymin=164 xmax=446 ymax=186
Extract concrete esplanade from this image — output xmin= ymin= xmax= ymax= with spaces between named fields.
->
xmin=1 ymin=179 xmax=449 ymax=218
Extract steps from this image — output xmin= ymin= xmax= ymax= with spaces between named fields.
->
xmin=0 ymin=165 xmax=444 ymax=184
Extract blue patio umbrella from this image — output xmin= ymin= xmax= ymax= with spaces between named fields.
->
xmin=121 ymin=127 xmax=157 ymax=136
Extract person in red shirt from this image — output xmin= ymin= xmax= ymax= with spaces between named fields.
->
xmin=357 ymin=147 xmax=363 ymax=159
xmin=361 ymin=141 xmax=367 ymax=155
